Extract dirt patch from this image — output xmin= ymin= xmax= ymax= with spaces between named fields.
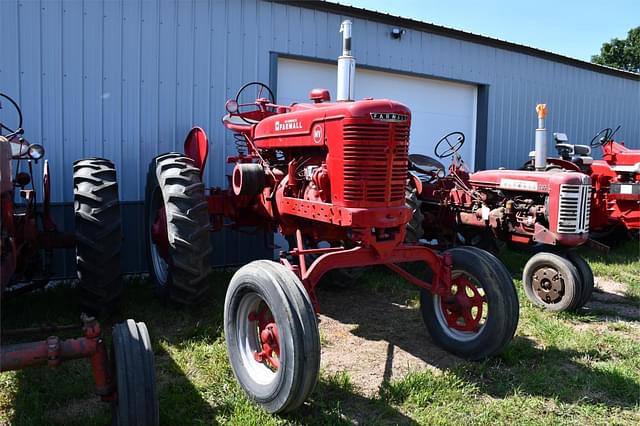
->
xmin=594 ymin=278 xmax=629 ymax=297
xmin=316 ymin=286 xmax=461 ymax=396
xmin=586 ymin=278 xmax=639 ymax=320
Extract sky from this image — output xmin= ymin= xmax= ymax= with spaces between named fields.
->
xmin=338 ymin=0 xmax=639 ymax=62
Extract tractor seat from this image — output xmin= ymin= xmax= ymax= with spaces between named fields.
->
xmin=409 ymin=153 xmax=445 ymax=173
xmin=222 ymin=113 xmax=259 ymax=127
xmin=556 ymin=143 xmax=591 ymax=157
xmin=574 ymin=144 xmax=591 ymax=156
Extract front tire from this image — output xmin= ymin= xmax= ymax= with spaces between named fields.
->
xmin=144 ymin=153 xmax=211 ymax=304
xmin=420 ymin=247 xmax=519 ymax=360
xmin=566 ymin=251 xmax=594 ymax=309
xmin=111 ymin=319 xmax=159 ymax=425
xmin=522 ymin=252 xmax=581 ymax=312
xmin=224 ymin=260 xmax=320 ymax=413
xmin=73 ymin=158 xmax=123 ymax=315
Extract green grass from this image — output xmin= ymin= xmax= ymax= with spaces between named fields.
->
xmin=1 ymin=243 xmax=639 ymax=425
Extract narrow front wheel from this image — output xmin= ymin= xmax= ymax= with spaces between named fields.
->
xmin=224 ymin=260 xmax=320 ymax=413
xmin=522 ymin=252 xmax=581 ymax=312
xmin=111 ymin=319 xmax=159 ymax=425
xmin=420 ymin=247 xmax=519 ymax=360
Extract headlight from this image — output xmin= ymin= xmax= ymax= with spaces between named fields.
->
xmin=28 ymin=144 xmax=45 ymax=160
xmin=225 ymin=99 xmax=239 ymax=113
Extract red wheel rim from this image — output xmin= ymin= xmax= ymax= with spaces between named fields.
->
xmin=249 ymin=302 xmax=280 ymax=370
xmin=439 ymin=275 xmax=486 ymax=333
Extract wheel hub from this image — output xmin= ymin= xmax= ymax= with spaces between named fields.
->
xmin=532 ymin=266 xmax=564 ymax=303
xmin=440 ymin=276 xmax=485 ymax=332
xmin=249 ymin=304 xmax=280 ymax=370
xmin=151 ymin=207 xmax=169 ymax=260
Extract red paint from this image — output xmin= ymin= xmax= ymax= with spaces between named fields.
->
xmin=0 ymin=316 xmax=116 ymax=400
xmin=183 ymin=126 xmax=209 ymax=177
xmin=151 ymin=207 xmax=169 ymax=260
xmin=176 ymin=85 xmax=457 ymax=323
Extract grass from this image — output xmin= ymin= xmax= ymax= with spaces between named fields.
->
xmin=1 ymin=242 xmax=639 ymax=425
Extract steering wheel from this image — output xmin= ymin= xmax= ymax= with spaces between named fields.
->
xmin=590 ymin=125 xmax=621 ymax=147
xmin=233 ymin=81 xmax=276 ymax=124
xmin=434 ymin=131 xmax=465 ymax=158
xmin=0 ymin=92 xmax=23 ymax=138
xmin=590 ymin=127 xmax=613 ymax=147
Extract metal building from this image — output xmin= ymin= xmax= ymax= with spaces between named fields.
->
xmin=1 ymin=0 xmax=638 ymax=273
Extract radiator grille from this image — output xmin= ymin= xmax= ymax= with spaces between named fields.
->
xmin=557 ymin=184 xmax=591 ymax=233
xmin=342 ymin=123 xmax=409 ymax=203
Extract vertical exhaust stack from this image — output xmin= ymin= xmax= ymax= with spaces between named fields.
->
xmin=337 ymin=20 xmax=355 ymax=101
xmin=535 ymin=104 xmax=548 ymax=171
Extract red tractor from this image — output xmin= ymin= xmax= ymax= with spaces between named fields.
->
xmin=407 ymin=105 xmax=595 ymax=313
xmin=144 ymin=21 xmax=519 ymax=413
xmin=522 ymin=125 xmax=640 ymax=239
xmin=0 ymin=92 xmax=158 ymax=425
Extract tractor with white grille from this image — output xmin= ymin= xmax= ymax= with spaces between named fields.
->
xmin=407 ymin=104 xmax=594 ymax=312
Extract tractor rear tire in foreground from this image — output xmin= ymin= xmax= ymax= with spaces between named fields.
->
xmin=144 ymin=153 xmax=211 ymax=304
xmin=224 ymin=260 xmax=320 ymax=413
xmin=111 ymin=319 xmax=158 ymax=426
xmin=73 ymin=158 xmax=123 ymax=315
xmin=420 ymin=247 xmax=519 ymax=360
xmin=522 ymin=252 xmax=581 ymax=312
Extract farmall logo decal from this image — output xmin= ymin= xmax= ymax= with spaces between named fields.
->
xmin=370 ymin=113 xmax=408 ymax=122
xmin=274 ymin=119 xmax=303 ymax=131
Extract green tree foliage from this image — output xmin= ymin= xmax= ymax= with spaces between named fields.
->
xmin=591 ymin=27 xmax=640 ymax=73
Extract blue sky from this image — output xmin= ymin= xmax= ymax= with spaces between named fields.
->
xmin=338 ymin=0 xmax=639 ymax=61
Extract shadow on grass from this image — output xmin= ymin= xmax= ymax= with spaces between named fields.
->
xmin=316 ymin=272 xmax=639 ymax=411
xmin=316 ymin=264 xmax=461 ymax=374
xmin=0 ymin=275 xmax=221 ymax=425
xmin=458 ymin=336 xmax=640 ymax=409
xmin=288 ymin=372 xmax=419 ymax=425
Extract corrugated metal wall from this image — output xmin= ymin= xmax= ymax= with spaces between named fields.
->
xmin=1 ymin=0 xmax=638 ymax=271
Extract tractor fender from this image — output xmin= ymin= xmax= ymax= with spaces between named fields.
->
xmin=183 ymin=127 xmax=209 ymax=177
xmin=408 ymin=171 xmax=423 ymax=195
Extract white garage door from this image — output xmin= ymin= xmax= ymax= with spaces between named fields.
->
xmin=277 ymin=58 xmax=478 ymax=169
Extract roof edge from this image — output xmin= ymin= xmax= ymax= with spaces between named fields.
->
xmin=275 ymin=0 xmax=640 ymax=81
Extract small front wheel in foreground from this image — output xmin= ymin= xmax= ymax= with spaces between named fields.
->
xmin=420 ymin=247 xmax=519 ymax=360
xmin=522 ymin=252 xmax=581 ymax=312
xmin=111 ymin=319 xmax=158 ymax=426
xmin=224 ymin=260 xmax=320 ymax=413
xmin=566 ymin=251 xmax=594 ymax=309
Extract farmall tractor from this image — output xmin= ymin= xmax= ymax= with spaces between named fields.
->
xmin=521 ymin=125 xmax=640 ymax=239
xmin=144 ymin=21 xmax=519 ymax=413
xmin=0 ymin=93 xmax=158 ymax=425
xmin=407 ymin=105 xmax=595 ymax=312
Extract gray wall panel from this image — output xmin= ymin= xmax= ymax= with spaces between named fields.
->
xmin=1 ymin=0 xmax=638 ymax=272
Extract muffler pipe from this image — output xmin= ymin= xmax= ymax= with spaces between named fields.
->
xmin=337 ymin=20 xmax=355 ymax=101
xmin=535 ymin=104 xmax=548 ymax=171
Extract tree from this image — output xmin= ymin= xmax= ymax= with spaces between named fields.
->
xmin=591 ymin=27 xmax=640 ymax=73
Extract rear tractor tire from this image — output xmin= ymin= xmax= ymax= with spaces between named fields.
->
xmin=420 ymin=246 xmax=519 ymax=360
xmin=405 ymin=184 xmax=424 ymax=243
xmin=73 ymin=158 xmax=123 ymax=315
xmin=224 ymin=260 xmax=320 ymax=413
xmin=111 ymin=319 xmax=159 ymax=425
xmin=522 ymin=252 xmax=582 ymax=312
xmin=145 ymin=153 xmax=212 ymax=304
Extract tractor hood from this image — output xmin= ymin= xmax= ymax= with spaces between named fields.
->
xmin=469 ymin=169 xmax=591 ymax=193
xmin=253 ymin=98 xmax=410 ymax=149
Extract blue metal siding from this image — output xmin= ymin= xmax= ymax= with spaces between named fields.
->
xmin=1 ymin=0 xmax=638 ymax=272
